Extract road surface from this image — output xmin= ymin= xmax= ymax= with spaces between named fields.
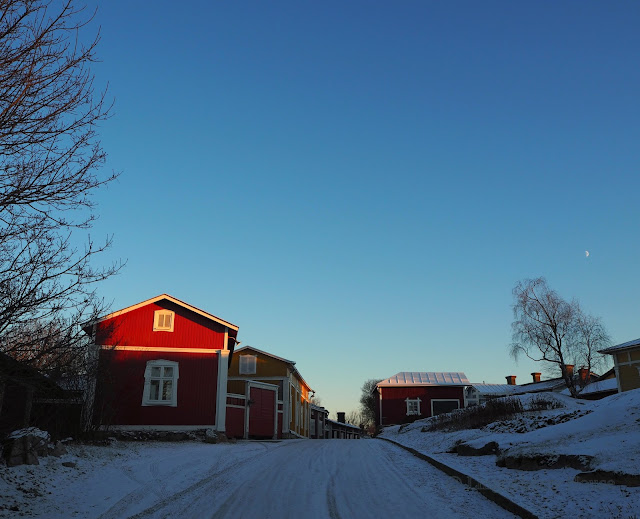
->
xmin=112 ymin=439 xmax=515 ymax=519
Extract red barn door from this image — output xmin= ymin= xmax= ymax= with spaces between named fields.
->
xmin=248 ymin=382 xmax=277 ymax=439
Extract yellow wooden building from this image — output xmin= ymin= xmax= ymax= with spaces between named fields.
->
xmin=600 ymin=338 xmax=640 ymax=392
xmin=227 ymin=346 xmax=313 ymax=438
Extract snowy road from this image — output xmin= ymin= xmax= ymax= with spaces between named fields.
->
xmin=1 ymin=439 xmax=517 ymax=518
xmin=120 ymin=440 xmax=514 ymax=519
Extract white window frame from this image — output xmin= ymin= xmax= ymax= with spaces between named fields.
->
xmin=405 ymin=397 xmax=421 ymax=416
xmin=239 ymin=355 xmax=257 ymax=375
xmin=142 ymin=360 xmax=179 ymax=406
xmin=430 ymin=399 xmax=460 ymax=416
xmin=153 ymin=310 xmax=175 ymax=332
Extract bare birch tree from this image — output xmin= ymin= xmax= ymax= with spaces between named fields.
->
xmin=510 ymin=277 xmax=609 ymax=397
xmin=571 ymin=313 xmax=610 ymax=383
xmin=0 ymin=0 xmax=118 ymax=374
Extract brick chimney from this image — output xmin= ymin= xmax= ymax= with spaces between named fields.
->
xmin=564 ymin=364 xmax=574 ymax=378
xmin=337 ymin=412 xmax=346 ymax=423
xmin=505 ymin=375 xmax=517 ymax=385
xmin=578 ymin=367 xmax=589 ymax=386
xmin=531 ymin=372 xmax=541 ymax=383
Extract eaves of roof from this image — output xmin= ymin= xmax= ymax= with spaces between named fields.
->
xmin=599 ymin=337 xmax=640 ymax=354
xmin=83 ymin=294 xmax=239 ymax=333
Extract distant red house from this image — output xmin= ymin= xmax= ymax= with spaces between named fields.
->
xmin=375 ymin=372 xmax=470 ymax=426
xmin=84 ymin=294 xmax=239 ymax=432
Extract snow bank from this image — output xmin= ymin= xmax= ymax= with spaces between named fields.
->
xmin=380 ymin=389 xmax=640 ymax=519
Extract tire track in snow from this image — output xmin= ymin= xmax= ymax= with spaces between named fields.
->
xmin=97 ymin=444 xmax=275 ymax=519
xmin=129 ymin=443 xmax=285 ymax=519
xmin=124 ymin=440 xmax=516 ymax=519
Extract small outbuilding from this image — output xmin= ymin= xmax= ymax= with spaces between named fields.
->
xmin=375 ymin=372 xmax=470 ymax=426
xmin=226 ymin=346 xmax=313 ymax=439
xmin=600 ymin=338 xmax=640 ymax=393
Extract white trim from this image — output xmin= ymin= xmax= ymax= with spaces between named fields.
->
xmin=430 ymin=399 xmax=461 ymax=416
xmin=613 ymin=359 xmax=623 ymax=393
xmin=224 ymin=327 xmax=229 ymax=351
xmin=87 ymin=294 xmax=239 ymax=331
xmin=378 ymin=387 xmax=383 ymax=426
xmin=405 ymin=397 xmax=421 ymax=416
xmin=235 ymin=346 xmax=295 ymax=365
xmin=246 ymin=380 xmax=279 ymax=390
xmin=142 ymin=360 xmax=179 ymax=407
xmin=243 ymin=381 xmax=278 ymax=439
xmin=153 ymin=309 xmax=175 ymax=332
xmin=227 ymin=393 xmax=246 ymax=399
xmin=101 ymin=345 xmax=220 ymax=354
xmin=216 ymin=350 xmax=230 ymax=433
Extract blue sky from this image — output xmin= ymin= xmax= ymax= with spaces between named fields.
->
xmin=84 ymin=1 xmax=639 ymax=416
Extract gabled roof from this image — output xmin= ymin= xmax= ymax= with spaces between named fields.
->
xmin=326 ymin=418 xmax=361 ymax=430
xmin=578 ymin=378 xmax=618 ymax=396
xmin=235 ymin=346 xmax=294 ymax=365
xmin=377 ymin=372 xmax=470 ymax=387
xmin=0 ymin=352 xmax=65 ymax=396
xmin=599 ymin=338 xmax=640 ymax=355
xmin=235 ymin=346 xmax=313 ymax=392
xmin=471 ymin=383 xmax=520 ymax=396
xmin=84 ymin=294 xmax=239 ymax=332
xmin=511 ymin=378 xmax=566 ymax=394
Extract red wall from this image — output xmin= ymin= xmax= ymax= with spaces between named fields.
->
xmin=95 ymin=301 xmax=227 ymax=349
xmin=378 ymin=386 xmax=464 ymax=426
xmin=95 ymin=349 xmax=218 ymax=426
xmin=225 ymin=407 xmax=244 ymax=438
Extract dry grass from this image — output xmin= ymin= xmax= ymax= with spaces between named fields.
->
xmin=422 ymin=397 xmax=525 ymax=432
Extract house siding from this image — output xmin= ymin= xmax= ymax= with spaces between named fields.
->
xmin=95 ymin=349 xmax=218 ymax=426
xmin=94 ymin=301 xmax=227 ymax=349
xmin=378 ymin=386 xmax=464 ymax=426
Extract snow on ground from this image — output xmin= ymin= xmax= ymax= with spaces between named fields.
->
xmin=0 ymin=441 xmax=269 ymax=518
xmin=380 ymin=389 xmax=640 ymax=519
xmin=1 ymin=438 xmax=516 ymax=518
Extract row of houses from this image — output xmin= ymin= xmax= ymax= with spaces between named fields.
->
xmin=374 ymin=341 xmax=638 ymax=427
xmin=82 ymin=294 xmax=360 ymax=440
xmin=5 ymin=292 xmax=639 ymax=436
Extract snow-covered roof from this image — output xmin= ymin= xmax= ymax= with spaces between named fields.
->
xmin=377 ymin=372 xmax=470 ymax=387
xmin=599 ymin=337 xmax=640 ymax=354
xmin=511 ymin=379 xmax=566 ymax=395
xmin=325 ymin=419 xmax=361 ymax=430
xmin=471 ymin=383 xmax=520 ymax=396
xmin=578 ymin=378 xmax=618 ymax=396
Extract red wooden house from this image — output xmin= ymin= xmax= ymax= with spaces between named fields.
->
xmin=84 ymin=294 xmax=239 ymax=432
xmin=375 ymin=372 xmax=470 ymax=426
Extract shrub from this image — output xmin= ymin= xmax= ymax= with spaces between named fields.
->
xmin=422 ymin=397 xmax=524 ymax=432
xmin=527 ymin=395 xmax=564 ymax=411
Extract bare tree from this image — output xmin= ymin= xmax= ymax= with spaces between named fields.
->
xmin=345 ymin=410 xmax=363 ymax=427
xmin=0 ymin=0 xmax=118 ymax=371
xmin=510 ymin=277 xmax=610 ymax=397
xmin=359 ymin=379 xmax=382 ymax=427
xmin=309 ymin=396 xmax=322 ymax=407
xmin=572 ymin=313 xmax=610 ymax=382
